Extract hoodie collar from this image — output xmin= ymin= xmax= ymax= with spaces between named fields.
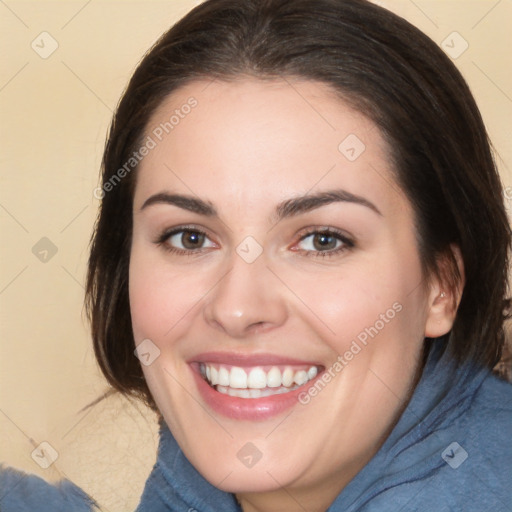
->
xmin=329 ymin=338 xmax=489 ymax=510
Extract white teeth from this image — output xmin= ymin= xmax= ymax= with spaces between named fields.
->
xmin=210 ymin=366 xmax=219 ymax=385
xmin=218 ymin=366 xmax=230 ymax=386
xmin=230 ymin=367 xmax=247 ymax=389
xmin=216 ymin=385 xmax=300 ymax=399
xmin=247 ymin=367 xmax=267 ymax=389
xmin=201 ymin=363 xmax=320 ymax=394
xmin=267 ymin=366 xmax=282 ymax=388
xmin=282 ymin=367 xmax=294 ymax=387
xmin=294 ymin=370 xmax=308 ymax=386
xmin=249 ymin=388 xmax=262 ymax=398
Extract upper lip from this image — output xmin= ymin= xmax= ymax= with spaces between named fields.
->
xmin=189 ymin=351 xmax=323 ymax=367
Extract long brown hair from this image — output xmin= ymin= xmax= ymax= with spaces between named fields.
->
xmin=86 ymin=0 xmax=511 ymax=408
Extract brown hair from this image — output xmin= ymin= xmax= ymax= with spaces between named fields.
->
xmin=86 ymin=0 xmax=511 ymax=408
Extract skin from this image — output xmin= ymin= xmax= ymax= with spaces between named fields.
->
xmin=129 ymin=78 xmax=462 ymax=512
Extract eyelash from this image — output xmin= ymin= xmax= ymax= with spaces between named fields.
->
xmin=294 ymin=228 xmax=354 ymax=258
xmin=154 ymin=226 xmax=354 ymax=258
xmin=155 ymin=225 xmax=214 ymax=257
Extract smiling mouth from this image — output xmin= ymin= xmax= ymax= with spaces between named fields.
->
xmin=199 ymin=363 xmax=322 ymax=399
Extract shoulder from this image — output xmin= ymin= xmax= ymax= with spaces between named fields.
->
xmin=472 ymin=370 xmax=512 ymax=412
xmin=0 ymin=465 xmax=97 ymax=512
xmin=461 ymin=371 xmax=512 ymax=464
xmin=425 ymin=372 xmax=512 ymax=510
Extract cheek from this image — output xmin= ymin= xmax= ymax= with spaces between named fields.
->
xmin=129 ymin=260 xmax=165 ymax=342
xmin=295 ymin=271 xmax=395 ymax=328
xmin=284 ymin=253 xmax=425 ymax=357
xmin=128 ymin=243 xmax=228 ymax=356
xmin=128 ymin=245 xmax=199 ymax=343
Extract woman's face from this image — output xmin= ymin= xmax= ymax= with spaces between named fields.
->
xmin=129 ymin=78 xmax=447 ymax=506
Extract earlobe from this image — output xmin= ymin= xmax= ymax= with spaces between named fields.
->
xmin=424 ymin=245 xmax=465 ymax=338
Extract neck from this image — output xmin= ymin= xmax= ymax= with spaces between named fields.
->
xmin=235 ymin=449 xmax=378 ymax=512
xmin=236 ymin=484 xmax=337 ymax=512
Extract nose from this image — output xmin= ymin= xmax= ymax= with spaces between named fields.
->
xmin=203 ymin=251 xmax=288 ymax=338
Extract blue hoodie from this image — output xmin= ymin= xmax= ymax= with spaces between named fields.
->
xmin=2 ymin=339 xmax=511 ymax=511
xmin=0 ymin=465 xmax=97 ymax=511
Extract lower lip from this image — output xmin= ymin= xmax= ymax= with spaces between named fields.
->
xmin=191 ymin=367 xmax=320 ymax=421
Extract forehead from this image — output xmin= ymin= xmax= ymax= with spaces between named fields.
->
xmin=134 ymin=78 xmax=406 ymax=216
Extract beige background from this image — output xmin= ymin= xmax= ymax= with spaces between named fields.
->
xmin=1 ymin=1 xmax=511 ymax=511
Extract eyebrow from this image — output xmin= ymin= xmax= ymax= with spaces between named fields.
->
xmin=141 ymin=193 xmax=217 ymax=216
xmin=274 ymin=189 xmax=382 ymax=220
xmin=140 ymin=189 xmax=382 ymax=219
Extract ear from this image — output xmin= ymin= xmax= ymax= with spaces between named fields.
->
xmin=424 ymin=244 xmax=465 ymax=338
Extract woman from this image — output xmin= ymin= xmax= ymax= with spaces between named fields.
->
xmin=2 ymin=0 xmax=511 ymax=510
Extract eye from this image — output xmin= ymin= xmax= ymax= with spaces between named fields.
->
xmin=294 ymin=229 xmax=354 ymax=256
xmin=157 ymin=227 xmax=216 ymax=253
